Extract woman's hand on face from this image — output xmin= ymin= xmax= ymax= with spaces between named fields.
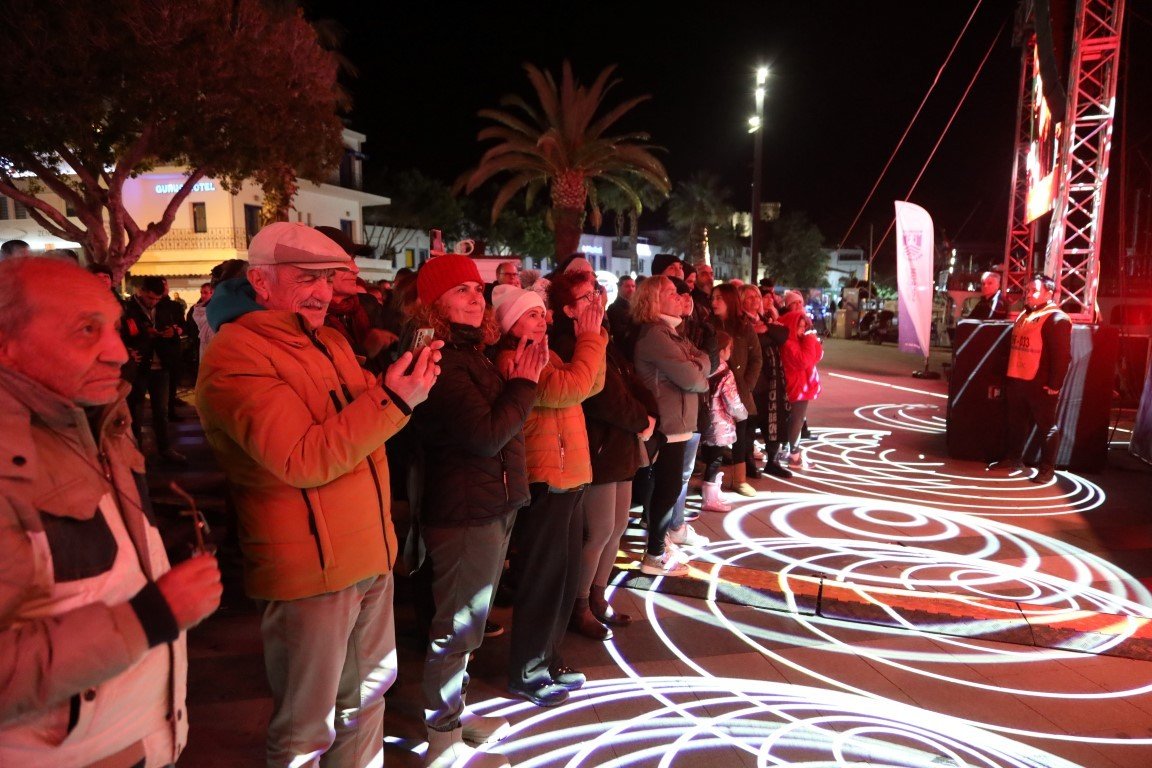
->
xmin=575 ymin=296 xmax=605 ymax=336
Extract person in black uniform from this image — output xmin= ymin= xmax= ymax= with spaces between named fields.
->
xmin=967 ymin=270 xmax=1009 ymax=321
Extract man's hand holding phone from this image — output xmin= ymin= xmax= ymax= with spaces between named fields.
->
xmin=385 ymin=328 xmax=443 ymax=408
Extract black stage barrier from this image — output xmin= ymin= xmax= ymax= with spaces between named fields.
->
xmin=947 ymin=320 xmax=1118 ymax=472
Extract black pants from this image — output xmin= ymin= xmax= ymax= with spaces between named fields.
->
xmin=732 ymin=418 xmax=753 ymax=467
xmin=509 ymin=484 xmax=585 ymax=689
xmin=128 ymin=367 xmax=171 ymax=452
xmin=645 ymin=440 xmax=688 ymax=557
xmin=631 ymin=465 xmax=654 ymax=515
xmin=1005 ymin=379 xmax=1061 ymax=471
xmin=699 ymin=444 xmax=732 ymax=482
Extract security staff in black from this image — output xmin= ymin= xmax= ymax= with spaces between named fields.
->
xmin=988 ymin=274 xmax=1071 ymax=484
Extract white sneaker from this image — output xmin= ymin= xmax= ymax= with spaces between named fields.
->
xmin=640 ymin=551 xmax=689 ymax=577
xmin=461 ymin=710 xmax=511 ymax=746
xmin=666 ymin=524 xmax=709 ymax=548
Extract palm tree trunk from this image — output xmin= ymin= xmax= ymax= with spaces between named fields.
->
xmin=629 ymin=209 xmax=640 ymax=274
xmin=553 ymin=205 xmax=583 ymax=261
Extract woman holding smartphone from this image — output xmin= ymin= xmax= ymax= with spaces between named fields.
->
xmin=408 ymin=255 xmax=547 ymax=768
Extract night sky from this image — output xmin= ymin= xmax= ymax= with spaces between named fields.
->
xmin=307 ymin=0 xmax=1148 ymax=271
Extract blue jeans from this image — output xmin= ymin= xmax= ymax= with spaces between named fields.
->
xmin=671 ymin=433 xmax=701 ymax=530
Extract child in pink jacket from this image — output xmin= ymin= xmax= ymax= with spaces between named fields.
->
xmin=700 ymin=332 xmax=748 ymax=511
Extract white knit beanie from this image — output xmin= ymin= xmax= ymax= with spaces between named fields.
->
xmin=493 ymin=285 xmax=546 ymax=333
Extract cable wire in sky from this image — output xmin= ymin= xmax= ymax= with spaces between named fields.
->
xmin=839 ymin=0 xmax=984 ymax=248
xmin=872 ymin=20 xmax=1007 ymax=260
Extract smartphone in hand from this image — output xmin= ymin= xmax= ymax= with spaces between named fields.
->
xmin=405 ymin=327 xmax=435 ymax=374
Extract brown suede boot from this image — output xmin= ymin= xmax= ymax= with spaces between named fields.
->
xmin=721 ymin=464 xmax=739 ymax=493
xmin=731 ymin=463 xmax=756 ymax=497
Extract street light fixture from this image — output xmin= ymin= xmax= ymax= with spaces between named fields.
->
xmin=749 ymin=66 xmax=768 ymax=285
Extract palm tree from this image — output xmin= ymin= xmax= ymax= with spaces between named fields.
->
xmin=666 ymin=173 xmax=732 ymax=266
xmin=596 ymin=183 xmax=632 ymax=243
xmin=708 ymin=219 xmax=745 ymax=278
xmin=460 ymin=61 xmax=670 ymax=260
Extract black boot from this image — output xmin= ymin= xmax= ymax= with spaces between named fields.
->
xmin=763 ymin=460 xmax=793 ymax=479
xmin=762 ymin=441 xmax=792 ymax=478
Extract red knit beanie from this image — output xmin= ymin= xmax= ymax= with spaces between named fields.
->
xmin=417 ymin=254 xmax=483 ymax=305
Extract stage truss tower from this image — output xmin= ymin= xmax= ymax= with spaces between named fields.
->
xmin=1003 ymin=0 xmax=1125 ymax=320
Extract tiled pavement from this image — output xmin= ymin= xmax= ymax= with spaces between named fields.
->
xmin=150 ymin=338 xmax=1152 ymax=767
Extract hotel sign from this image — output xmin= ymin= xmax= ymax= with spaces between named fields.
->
xmin=154 ymin=181 xmax=217 ymax=194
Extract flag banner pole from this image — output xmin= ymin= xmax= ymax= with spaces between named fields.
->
xmin=894 ymin=200 xmax=939 ymax=378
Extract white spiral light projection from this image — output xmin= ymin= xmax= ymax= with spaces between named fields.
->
xmin=698 ymin=495 xmax=1152 ymax=612
xmin=469 ymin=678 xmax=1083 ymax=768
xmin=776 ymin=424 xmax=1106 ymax=517
xmin=854 ymin=403 xmax=947 ymax=434
xmin=461 ymin=397 xmax=1146 ymax=766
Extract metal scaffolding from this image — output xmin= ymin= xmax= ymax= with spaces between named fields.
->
xmin=1002 ymin=29 xmax=1038 ymax=302
xmin=1045 ymin=0 xmax=1126 ymax=319
xmin=1005 ymin=0 xmax=1125 ymax=320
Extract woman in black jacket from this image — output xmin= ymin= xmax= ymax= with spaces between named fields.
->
xmin=409 ymin=256 xmax=547 ymax=768
xmin=710 ymin=283 xmax=763 ymax=495
xmin=741 ymin=285 xmax=792 ymax=478
xmin=549 ymin=275 xmax=659 ymax=640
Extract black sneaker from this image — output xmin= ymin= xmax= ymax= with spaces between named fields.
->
xmin=483 ymin=621 xmax=505 ymax=638
xmin=550 ymin=665 xmax=586 ymax=691
xmin=987 ymin=459 xmax=1024 ymax=472
xmin=508 ymin=681 xmax=569 ymax=707
xmin=1029 ymin=467 xmax=1055 ymax=484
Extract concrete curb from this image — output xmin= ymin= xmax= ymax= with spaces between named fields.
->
xmin=613 ymin=558 xmax=1152 ymax=661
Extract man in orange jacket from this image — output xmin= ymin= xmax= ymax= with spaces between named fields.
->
xmin=197 ymin=223 xmax=441 ymax=768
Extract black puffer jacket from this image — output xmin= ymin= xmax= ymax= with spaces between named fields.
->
xmin=412 ymin=323 xmax=537 ymax=527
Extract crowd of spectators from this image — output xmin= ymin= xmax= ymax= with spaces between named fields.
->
xmin=0 ymin=233 xmax=825 ymax=768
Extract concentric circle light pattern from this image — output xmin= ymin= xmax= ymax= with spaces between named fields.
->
xmin=463 ymin=399 xmax=1149 ymax=767
xmin=854 ymin=403 xmax=947 ymax=434
xmin=623 ymin=578 xmax=1152 ymax=745
xmin=470 ymin=678 xmax=1083 ymax=768
xmin=775 ymin=421 xmax=1106 ymax=517
xmin=698 ymin=496 xmax=1152 ymax=612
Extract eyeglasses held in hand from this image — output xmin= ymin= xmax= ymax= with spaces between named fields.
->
xmin=170 ymin=481 xmax=216 ymax=556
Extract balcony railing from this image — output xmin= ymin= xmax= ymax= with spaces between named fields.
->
xmin=149 ymin=227 xmax=248 ymax=251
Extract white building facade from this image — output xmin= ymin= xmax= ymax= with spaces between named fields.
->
xmin=0 ymin=129 xmax=388 ymax=291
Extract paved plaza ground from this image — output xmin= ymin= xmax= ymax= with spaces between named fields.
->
xmin=155 ymin=337 xmax=1152 ymax=767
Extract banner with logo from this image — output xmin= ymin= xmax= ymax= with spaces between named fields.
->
xmin=894 ymin=201 xmax=934 ymax=358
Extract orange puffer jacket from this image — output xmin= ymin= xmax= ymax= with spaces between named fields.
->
xmin=497 ymin=329 xmax=607 ymax=491
xmin=197 ymin=310 xmax=410 ymax=601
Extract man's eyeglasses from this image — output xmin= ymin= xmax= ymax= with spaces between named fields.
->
xmin=171 ymin=481 xmax=216 ymax=555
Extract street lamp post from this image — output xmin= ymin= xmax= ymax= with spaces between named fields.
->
xmin=749 ymin=67 xmax=768 ymax=285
